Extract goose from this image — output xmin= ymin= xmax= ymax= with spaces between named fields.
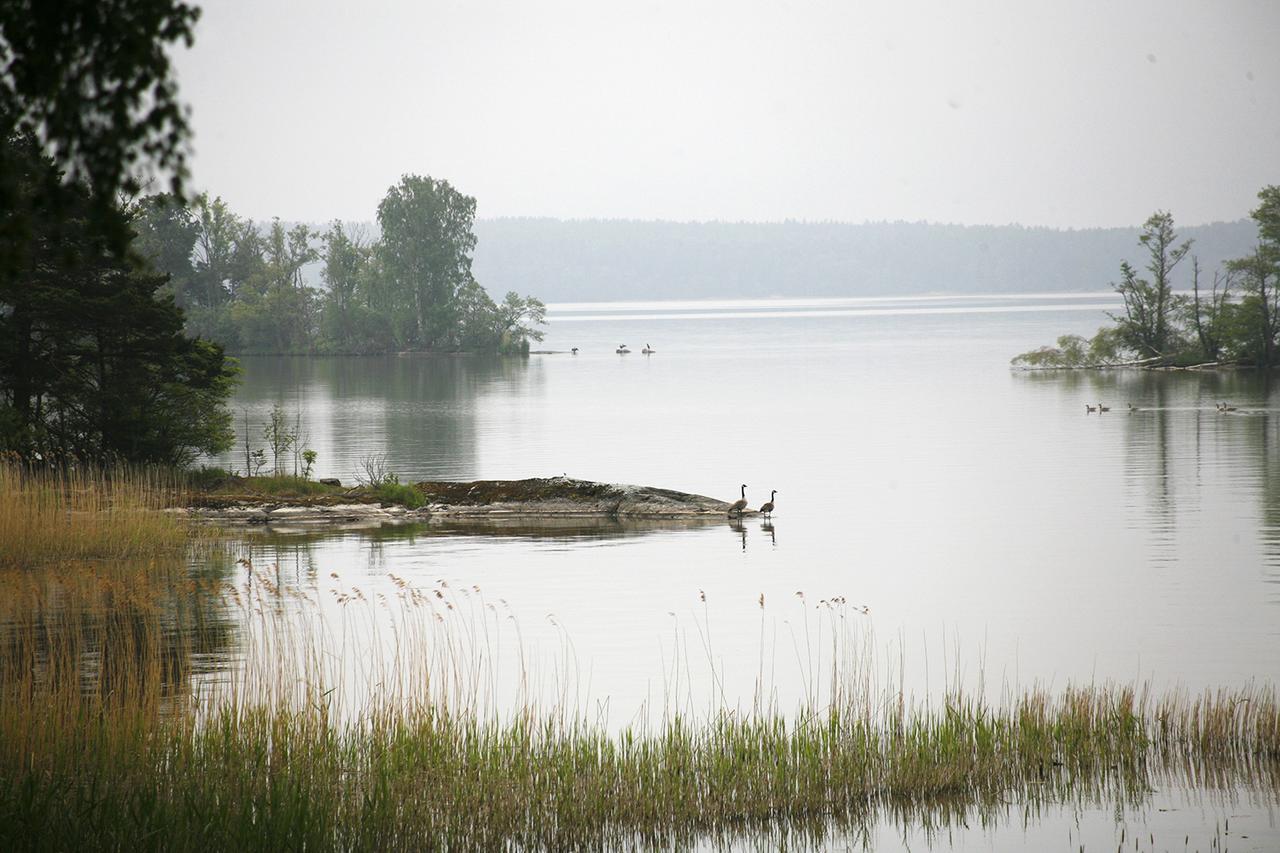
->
xmin=1219 ymin=402 xmax=1238 ymax=413
xmin=616 ymin=344 xmax=630 ymax=354
xmin=1085 ymin=404 xmax=1098 ymax=414
xmin=1098 ymin=403 xmax=1111 ymax=413
xmin=1127 ymin=403 xmax=1140 ymax=413
xmin=759 ymin=489 xmax=776 ymax=519
xmin=642 ymin=343 xmax=655 ymax=354
xmin=727 ymin=484 xmax=748 ymax=518
xmin=571 ymin=347 xmax=579 ymax=355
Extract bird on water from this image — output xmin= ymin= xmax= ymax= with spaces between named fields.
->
xmin=728 ymin=484 xmax=748 ymax=518
xmin=1085 ymin=404 xmax=1098 ymax=414
xmin=642 ymin=343 xmax=656 ymax=354
xmin=760 ymin=489 xmax=776 ymax=519
xmin=1098 ymin=403 xmax=1111 ymax=413
xmin=616 ymin=344 xmax=630 ymax=354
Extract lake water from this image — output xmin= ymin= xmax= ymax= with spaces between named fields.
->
xmin=212 ymin=293 xmax=1280 ymax=849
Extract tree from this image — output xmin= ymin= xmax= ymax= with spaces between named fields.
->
xmin=1185 ymin=256 xmax=1234 ymax=363
xmin=1109 ymin=211 xmax=1191 ymax=358
xmin=0 ymin=0 xmax=199 ymax=199
xmin=0 ymin=0 xmax=201 ymax=270
xmin=1222 ymin=187 xmax=1280 ymax=367
xmin=0 ymin=136 xmax=236 ymax=464
xmin=132 ymin=193 xmax=199 ymax=307
xmin=376 ymin=175 xmax=478 ymax=349
xmin=494 ymin=291 xmax=547 ymax=354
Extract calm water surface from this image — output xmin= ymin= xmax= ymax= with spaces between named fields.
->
xmin=209 ymin=293 xmax=1278 ymax=847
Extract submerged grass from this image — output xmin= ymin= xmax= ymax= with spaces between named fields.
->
xmin=0 ymin=555 xmax=1276 ymax=850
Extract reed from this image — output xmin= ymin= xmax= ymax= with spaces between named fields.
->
xmin=0 ymin=459 xmax=190 ymax=568
xmin=0 ymin=560 xmax=1276 ymax=851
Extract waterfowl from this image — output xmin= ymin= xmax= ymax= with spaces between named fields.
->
xmin=760 ymin=489 xmax=776 ymax=519
xmin=1098 ymin=403 xmax=1111 ymax=413
xmin=1219 ymin=402 xmax=1238 ymax=413
xmin=571 ymin=347 xmax=578 ymax=355
xmin=1085 ymin=404 xmax=1098 ymax=414
xmin=727 ymin=484 xmax=748 ymax=518
xmin=616 ymin=344 xmax=630 ymax=354
xmin=642 ymin=343 xmax=655 ymax=354
xmin=1127 ymin=403 xmax=1140 ymax=413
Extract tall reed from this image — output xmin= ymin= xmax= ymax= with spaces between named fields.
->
xmin=0 ymin=559 xmax=1275 ymax=850
xmin=0 ymin=459 xmax=190 ymax=568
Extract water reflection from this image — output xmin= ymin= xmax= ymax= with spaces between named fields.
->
xmin=0 ymin=550 xmax=238 ymax=707
xmin=1016 ymin=367 xmax=1280 ymax=593
xmin=215 ymin=355 xmax=540 ymax=482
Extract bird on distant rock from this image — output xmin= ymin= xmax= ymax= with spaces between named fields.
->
xmin=760 ymin=489 xmax=776 ymax=519
xmin=728 ymin=484 xmax=748 ymax=518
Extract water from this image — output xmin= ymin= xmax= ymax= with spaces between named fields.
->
xmin=209 ymin=292 xmax=1279 ymax=846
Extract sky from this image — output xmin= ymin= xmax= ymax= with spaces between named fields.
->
xmin=172 ymin=0 xmax=1280 ymax=228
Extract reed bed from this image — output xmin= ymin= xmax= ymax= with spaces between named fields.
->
xmin=0 ymin=459 xmax=191 ymax=568
xmin=0 ymin=557 xmax=1276 ymax=851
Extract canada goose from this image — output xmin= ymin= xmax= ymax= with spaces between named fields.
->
xmin=1127 ymin=403 xmax=1140 ymax=413
xmin=1219 ymin=402 xmax=1238 ymax=413
xmin=1098 ymin=403 xmax=1111 ymax=413
xmin=1085 ymin=404 xmax=1098 ymax=414
xmin=727 ymin=484 xmax=748 ymax=518
xmin=642 ymin=343 xmax=655 ymax=354
xmin=571 ymin=347 xmax=578 ymax=355
xmin=760 ymin=489 xmax=776 ymax=518
xmin=616 ymin=344 xmax=630 ymax=354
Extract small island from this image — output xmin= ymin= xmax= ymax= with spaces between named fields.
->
xmin=1012 ymin=187 xmax=1279 ymax=370
xmin=180 ymin=475 xmax=757 ymax=527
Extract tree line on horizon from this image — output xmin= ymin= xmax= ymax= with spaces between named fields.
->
xmin=134 ymin=177 xmax=546 ymax=356
xmin=1013 ymin=185 xmax=1280 ymax=369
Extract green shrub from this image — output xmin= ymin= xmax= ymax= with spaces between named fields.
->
xmin=373 ymin=481 xmax=423 ymax=508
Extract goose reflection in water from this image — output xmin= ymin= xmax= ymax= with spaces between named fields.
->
xmin=762 ymin=519 xmax=776 ymax=546
xmin=728 ymin=517 xmax=747 ymax=551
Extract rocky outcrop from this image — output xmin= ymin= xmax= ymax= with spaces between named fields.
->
xmin=417 ymin=476 xmax=744 ymax=519
xmin=180 ymin=476 xmax=752 ymax=527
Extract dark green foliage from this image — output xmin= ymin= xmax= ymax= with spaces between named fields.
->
xmin=1014 ymin=188 xmax=1280 ymax=369
xmin=1108 ymin=212 xmax=1190 ymax=358
xmin=134 ymin=180 xmax=547 ymax=355
xmin=0 ymin=137 xmax=237 ymax=464
xmin=0 ymin=0 xmax=200 ymax=269
xmin=376 ymin=175 xmax=477 ymax=349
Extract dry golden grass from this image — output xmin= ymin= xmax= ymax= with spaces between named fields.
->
xmin=0 ymin=459 xmax=191 ymax=568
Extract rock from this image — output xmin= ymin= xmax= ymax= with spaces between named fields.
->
xmin=319 ymin=478 xmax=342 ymax=487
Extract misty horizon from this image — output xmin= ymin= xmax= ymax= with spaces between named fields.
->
xmin=173 ymin=1 xmax=1279 ymax=229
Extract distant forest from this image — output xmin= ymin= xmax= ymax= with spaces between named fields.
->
xmin=466 ymin=218 xmax=1258 ymax=302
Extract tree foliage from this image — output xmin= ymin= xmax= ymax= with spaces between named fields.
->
xmin=132 ymin=176 xmax=547 ymax=355
xmin=1015 ymin=188 xmax=1280 ymax=370
xmin=0 ymin=136 xmax=236 ymax=464
xmin=0 ymin=0 xmax=198 ymax=198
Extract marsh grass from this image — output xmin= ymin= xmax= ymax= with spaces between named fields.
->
xmin=0 ymin=459 xmax=191 ymax=568
xmin=0 ymin=556 xmax=1276 ymax=851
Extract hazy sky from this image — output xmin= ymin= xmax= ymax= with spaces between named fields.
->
xmin=174 ymin=0 xmax=1279 ymax=228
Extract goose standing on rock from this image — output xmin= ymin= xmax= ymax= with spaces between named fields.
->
xmin=760 ymin=490 xmax=776 ymax=519
xmin=728 ymin=484 xmax=748 ymax=518
xmin=642 ymin=343 xmax=655 ymax=354
xmin=616 ymin=344 xmax=630 ymax=354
